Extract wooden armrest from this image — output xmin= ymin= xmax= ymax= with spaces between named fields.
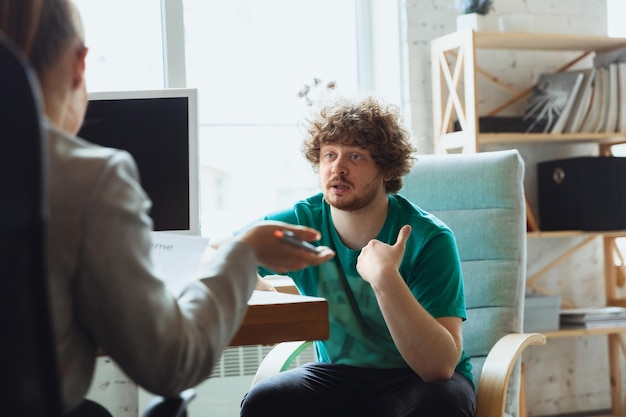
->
xmin=476 ymin=333 xmax=546 ymax=417
xmin=251 ymin=341 xmax=313 ymax=387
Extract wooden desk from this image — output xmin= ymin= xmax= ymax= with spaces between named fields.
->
xmin=229 ymin=290 xmax=329 ymax=346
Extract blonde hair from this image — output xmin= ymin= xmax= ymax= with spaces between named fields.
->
xmin=29 ymin=0 xmax=84 ymax=76
xmin=0 ymin=0 xmax=43 ymax=55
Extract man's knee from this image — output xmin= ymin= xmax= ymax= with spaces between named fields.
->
xmin=410 ymin=377 xmax=476 ymax=417
xmin=241 ymin=378 xmax=302 ymax=417
xmin=240 ymin=384 xmax=273 ymax=417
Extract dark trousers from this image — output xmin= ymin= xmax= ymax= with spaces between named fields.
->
xmin=240 ymin=363 xmax=476 ymax=417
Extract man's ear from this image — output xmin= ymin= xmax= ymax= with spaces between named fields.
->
xmin=72 ymin=46 xmax=88 ymax=89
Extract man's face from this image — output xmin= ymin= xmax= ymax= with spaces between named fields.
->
xmin=319 ymin=143 xmax=386 ymax=211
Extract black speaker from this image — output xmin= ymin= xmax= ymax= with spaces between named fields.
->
xmin=537 ymin=156 xmax=626 ymax=231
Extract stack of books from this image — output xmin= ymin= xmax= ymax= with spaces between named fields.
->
xmin=523 ymin=46 xmax=626 ymax=135
xmin=560 ymin=306 xmax=626 ymax=329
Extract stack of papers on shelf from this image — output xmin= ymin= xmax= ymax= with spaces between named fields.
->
xmin=560 ymin=306 xmax=626 ymax=328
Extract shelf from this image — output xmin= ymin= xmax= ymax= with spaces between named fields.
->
xmin=541 ymin=326 xmax=626 ymax=338
xmin=438 ymin=131 xmax=626 ymax=152
xmin=527 ymin=230 xmax=626 ymax=238
xmin=431 ymin=31 xmax=626 ymax=154
xmin=565 ymin=415 xmax=619 ymax=417
xmin=478 ymin=132 xmax=626 ymax=146
xmin=432 ymin=31 xmax=626 ymax=416
xmin=448 ymin=30 xmax=626 ymax=52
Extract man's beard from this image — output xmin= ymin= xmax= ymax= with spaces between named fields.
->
xmin=323 ymin=174 xmax=383 ymax=211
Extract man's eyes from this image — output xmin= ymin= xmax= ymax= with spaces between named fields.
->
xmin=323 ymin=152 xmax=364 ymax=160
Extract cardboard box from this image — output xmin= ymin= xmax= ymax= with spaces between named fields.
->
xmin=524 ymin=295 xmax=561 ymax=332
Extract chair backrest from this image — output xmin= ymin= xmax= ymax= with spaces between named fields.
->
xmin=401 ymin=149 xmax=526 ymax=417
xmin=0 ymin=33 xmax=63 ymax=416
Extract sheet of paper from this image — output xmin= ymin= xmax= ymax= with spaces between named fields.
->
xmin=150 ymin=232 xmax=211 ymax=296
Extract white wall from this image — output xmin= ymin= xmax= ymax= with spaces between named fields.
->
xmin=401 ymin=0 xmax=622 ymax=416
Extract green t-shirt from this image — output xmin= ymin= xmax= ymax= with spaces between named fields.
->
xmin=259 ymin=193 xmax=473 ymax=385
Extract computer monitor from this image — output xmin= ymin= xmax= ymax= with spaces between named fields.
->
xmin=77 ymin=88 xmax=200 ymax=235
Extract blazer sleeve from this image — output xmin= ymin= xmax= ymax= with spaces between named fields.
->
xmin=75 ymin=150 xmax=257 ymax=396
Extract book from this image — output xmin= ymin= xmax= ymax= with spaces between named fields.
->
xmin=602 ymin=64 xmax=619 ymax=133
xmin=523 ymin=71 xmax=585 ymax=134
xmin=593 ymin=45 xmax=626 ymax=68
xmin=563 ymin=68 xmax=596 ymax=133
xmin=592 ymin=47 xmax=626 ymax=133
xmin=559 ymin=306 xmax=626 ymax=325
xmin=560 ymin=319 xmax=626 ymax=329
xmin=579 ymin=68 xmax=605 ymax=133
xmin=593 ymin=67 xmax=609 ymax=132
xmin=618 ymin=62 xmax=626 ymax=132
xmin=594 ymin=66 xmax=613 ymax=133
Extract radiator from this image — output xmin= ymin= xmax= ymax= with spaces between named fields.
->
xmin=139 ymin=344 xmax=315 ymax=417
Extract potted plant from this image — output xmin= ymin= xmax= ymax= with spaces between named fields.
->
xmin=297 ymin=78 xmax=336 ymax=106
xmin=455 ymin=0 xmax=493 ymax=15
xmin=455 ymin=0 xmax=495 ymax=31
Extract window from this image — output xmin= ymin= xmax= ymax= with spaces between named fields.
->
xmin=182 ymin=0 xmax=359 ymax=237
xmin=183 ymin=1 xmax=359 ymax=126
xmin=608 ymin=0 xmax=626 ymax=38
xmin=607 ymin=0 xmax=626 ymax=158
xmin=74 ymin=1 xmax=361 ymax=238
xmin=74 ymin=0 xmax=164 ymax=91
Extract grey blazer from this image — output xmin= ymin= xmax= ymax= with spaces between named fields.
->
xmin=45 ymin=122 xmax=257 ymax=412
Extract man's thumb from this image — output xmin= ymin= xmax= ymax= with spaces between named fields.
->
xmin=394 ymin=225 xmax=412 ymax=248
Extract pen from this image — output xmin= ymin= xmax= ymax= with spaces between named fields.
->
xmin=274 ymin=230 xmax=322 ymax=254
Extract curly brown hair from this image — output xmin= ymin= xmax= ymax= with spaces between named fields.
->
xmin=301 ymin=96 xmax=416 ymax=193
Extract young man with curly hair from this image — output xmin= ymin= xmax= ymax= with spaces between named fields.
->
xmin=240 ymin=96 xmax=477 ymax=417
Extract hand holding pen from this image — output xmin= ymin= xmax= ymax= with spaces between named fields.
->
xmin=237 ymin=221 xmax=335 ymax=273
xmin=274 ymin=230 xmax=322 ymax=253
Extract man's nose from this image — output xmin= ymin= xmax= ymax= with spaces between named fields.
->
xmin=331 ymin=157 xmax=348 ymax=175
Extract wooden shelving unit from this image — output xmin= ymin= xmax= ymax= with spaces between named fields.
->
xmin=430 ymin=30 xmax=626 ymax=154
xmin=431 ymin=31 xmax=626 ymax=417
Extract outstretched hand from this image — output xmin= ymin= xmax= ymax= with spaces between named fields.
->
xmin=237 ymin=221 xmax=335 ymax=274
xmin=356 ymin=225 xmax=411 ymax=287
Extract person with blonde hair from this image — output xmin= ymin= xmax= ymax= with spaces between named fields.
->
xmin=0 ymin=0 xmax=334 ymax=414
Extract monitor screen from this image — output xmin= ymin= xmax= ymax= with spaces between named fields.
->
xmin=77 ymin=88 xmax=200 ymax=235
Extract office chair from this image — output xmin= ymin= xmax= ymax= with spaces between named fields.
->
xmin=0 ymin=33 xmax=195 ymax=417
xmin=0 ymin=31 xmax=62 ymax=417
